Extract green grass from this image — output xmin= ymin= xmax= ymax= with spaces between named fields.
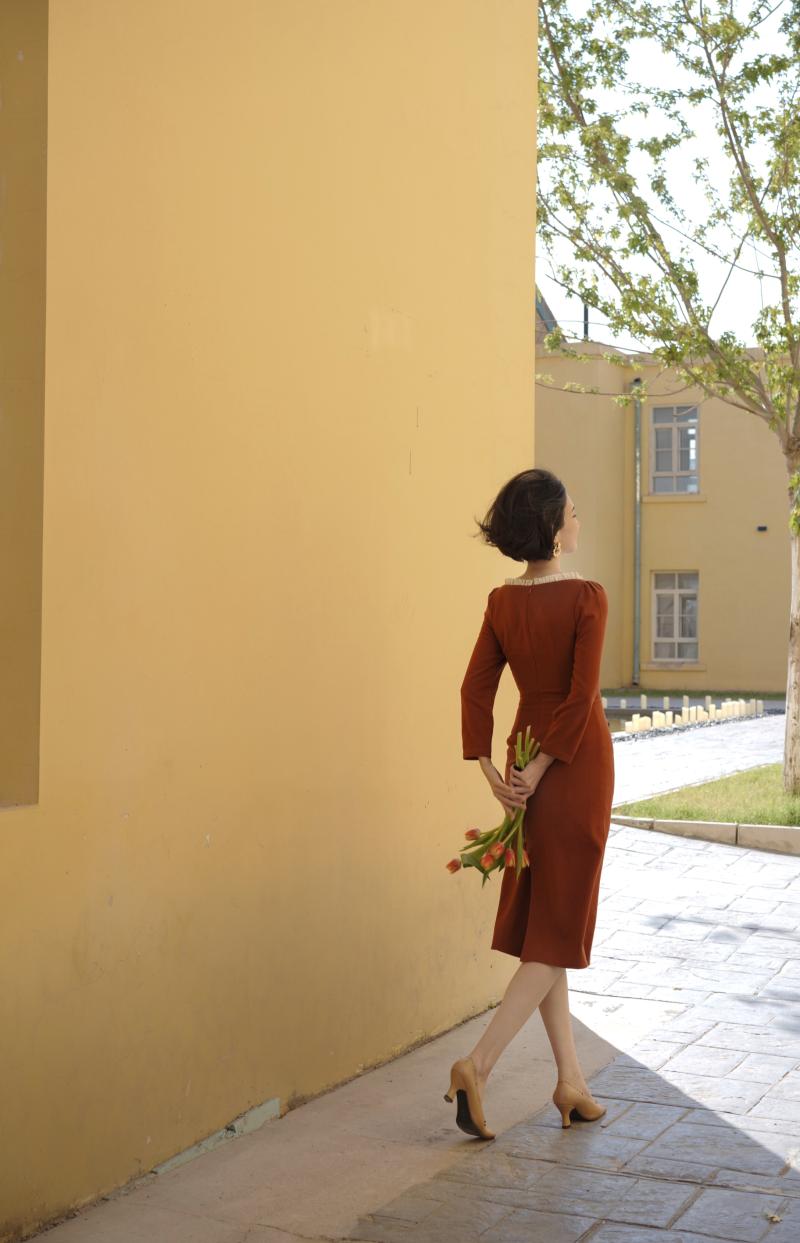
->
xmin=615 ymin=763 xmax=800 ymax=827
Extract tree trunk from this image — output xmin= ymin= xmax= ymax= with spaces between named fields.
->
xmin=784 ymin=462 xmax=800 ymax=794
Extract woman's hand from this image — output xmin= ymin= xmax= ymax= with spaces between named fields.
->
xmin=508 ymin=761 xmax=542 ymax=803
xmin=482 ymin=762 xmax=529 ymax=818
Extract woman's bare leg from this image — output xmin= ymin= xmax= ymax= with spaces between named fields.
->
xmin=467 ymin=961 xmax=562 ymax=1091
xmin=537 ymin=967 xmax=590 ymax=1091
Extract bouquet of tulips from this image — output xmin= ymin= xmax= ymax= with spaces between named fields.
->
xmin=447 ymin=726 xmax=539 ymax=887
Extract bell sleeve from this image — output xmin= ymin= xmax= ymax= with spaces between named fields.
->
xmin=537 ymin=580 xmax=607 ymax=764
xmin=460 ymin=588 xmax=507 ymax=760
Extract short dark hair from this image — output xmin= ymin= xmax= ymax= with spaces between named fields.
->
xmin=473 ymin=468 xmax=567 ymax=562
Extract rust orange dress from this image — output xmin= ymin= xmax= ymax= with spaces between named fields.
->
xmin=460 ymin=571 xmax=614 ymax=968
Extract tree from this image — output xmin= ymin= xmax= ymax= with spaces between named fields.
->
xmin=537 ymin=0 xmax=800 ymax=790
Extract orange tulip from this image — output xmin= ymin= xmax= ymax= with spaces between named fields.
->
xmin=504 ymin=848 xmax=515 ymax=867
xmin=490 ymin=841 xmax=505 ymax=859
xmin=464 ymin=828 xmax=481 ymax=840
xmin=480 ymin=851 xmax=495 ymax=869
xmin=446 ymin=858 xmax=462 ymax=873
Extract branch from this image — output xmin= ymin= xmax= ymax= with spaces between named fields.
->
xmin=691 ymin=0 xmax=795 ymax=342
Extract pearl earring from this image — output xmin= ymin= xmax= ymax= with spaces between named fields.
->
xmin=552 ymin=538 xmax=562 ymax=557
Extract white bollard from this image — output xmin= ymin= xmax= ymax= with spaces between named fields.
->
xmin=620 ymin=697 xmax=627 ymax=709
xmin=705 ymin=694 xmax=712 ymax=709
xmin=689 ymin=706 xmax=697 ymax=722
xmin=640 ymin=693 xmax=648 ymax=709
xmin=756 ymin=699 xmax=764 ymax=714
xmin=683 ymin=694 xmax=690 ymax=708
xmin=665 ymin=710 xmax=673 ymax=726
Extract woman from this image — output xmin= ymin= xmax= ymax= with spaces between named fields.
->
xmin=444 ymin=468 xmax=615 ymax=1140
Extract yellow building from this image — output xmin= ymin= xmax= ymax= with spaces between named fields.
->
xmin=535 ymin=300 xmax=790 ymax=694
xmin=1 ymin=1 xmax=538 ymax=1237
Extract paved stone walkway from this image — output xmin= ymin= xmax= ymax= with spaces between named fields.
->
xmin=611 ymin=711 xmax=785 ymax=805
xmin=348 ymin=716 xmax=800 ymax=1242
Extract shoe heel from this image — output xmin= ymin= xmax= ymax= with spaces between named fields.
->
xmin=552 ymin=1077 xmax=606 ymax=1128
xmin=443 ymin=1058 xmax=495 ymax=1140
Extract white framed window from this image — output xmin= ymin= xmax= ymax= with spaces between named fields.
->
xmin=651 ymin=405 xmax=699 ymax=493
xmin=652 ymin=572 xmax=699 ymax=661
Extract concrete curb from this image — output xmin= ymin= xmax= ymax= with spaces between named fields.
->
xmin=610 ymin=814 xmax=800 ymax=855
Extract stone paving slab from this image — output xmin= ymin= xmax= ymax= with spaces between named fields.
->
xmin=347 ymin=716 xmax=800 ymax=1242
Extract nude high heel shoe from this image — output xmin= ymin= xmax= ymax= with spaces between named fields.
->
xmin=552 ymin=1077 xmax=607 ymax=1128
xmin=444 ymin=1056 xmax=495 ymax=1140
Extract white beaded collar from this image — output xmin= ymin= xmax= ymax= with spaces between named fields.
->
xmin=503 ymin=571 xmax=584 ymax=585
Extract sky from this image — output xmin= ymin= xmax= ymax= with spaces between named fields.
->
xmin=535 ymin=1 xmax=790 ymax=354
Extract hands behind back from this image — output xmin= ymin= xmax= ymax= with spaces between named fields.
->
xmin=509 ymin=760 xmax=542 ymax=801
xmin=484 ymin=760 xmax=540 ymax=818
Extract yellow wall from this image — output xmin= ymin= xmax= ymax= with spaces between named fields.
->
xmin=535 ymin=347 xmax=790 ymax=691
xmin=1 ymin=2 xmax=538 ymax=1236
xmin=0 ymin=0 xmax=46 ymax=806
